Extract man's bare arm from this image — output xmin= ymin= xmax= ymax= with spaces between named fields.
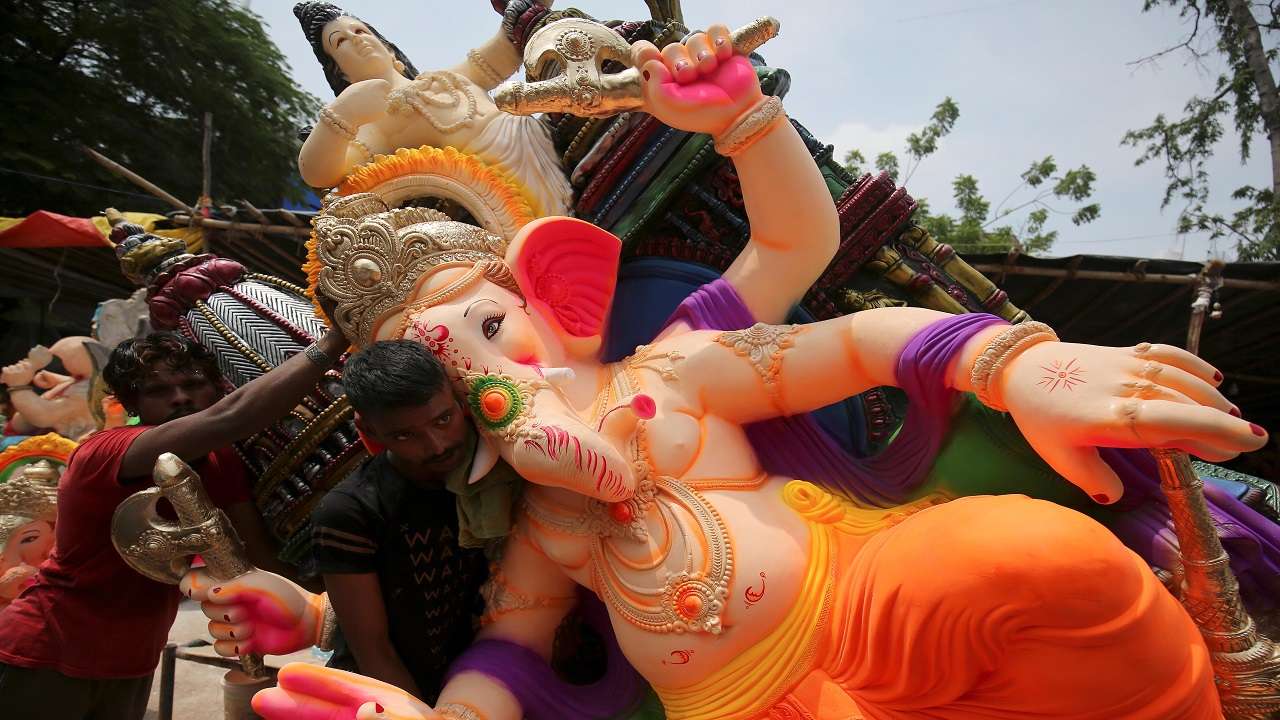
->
xmin=119 ymin=329 xmax=347 ymax=478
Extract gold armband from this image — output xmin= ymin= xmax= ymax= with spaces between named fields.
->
xmin=480 ymin=567 xmax=575 ymax=626
xmin=437 ymin=702 xmax=485 ymax=720
xmin=713 ymin=95 xmax=786 ymax=157
xmin=466 ymin=49 xmax=506 ymax=86
xmin=318 ymin=108 xmax=375 ymax=163
xmin=969 ymin=321 xmax=1058 ymax=411
xmin=316 ymin=593 xmax=339 ymax=651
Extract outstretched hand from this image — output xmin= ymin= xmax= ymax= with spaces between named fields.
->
xmin=999 ymin=341 xmax=1267 ymax=504
xmin=630 ymin=25 xmax=764 ymax=136
xmin=253 ymin=664 xmax=439 ymax=720
xmin=181 ymin=567 xmax=325 ymax=658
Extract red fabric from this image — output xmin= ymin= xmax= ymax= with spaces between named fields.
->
xmin=0 ymin=211 xmax=108 ymax=249
xmin=0 ymin=426 xmax=254 ymax=678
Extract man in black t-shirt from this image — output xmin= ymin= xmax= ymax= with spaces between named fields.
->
xmin=311 ymin=340 xmax=489 ymax=702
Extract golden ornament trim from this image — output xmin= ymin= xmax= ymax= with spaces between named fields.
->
xmin=969 ymin=321 xmax=1057 ymax=411
xmin=713 ymin=95 xmax=787 ymax=157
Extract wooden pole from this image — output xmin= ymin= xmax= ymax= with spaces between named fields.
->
xmin=200 ymin=112 xmax=214 ymax=215
xmin=168 ymin=214 xmax=311 ymax=238
xmin=80 ymin=146 xmax=194 ymax=215
xmin=967 ymin=263 xmax=1280 ymax=292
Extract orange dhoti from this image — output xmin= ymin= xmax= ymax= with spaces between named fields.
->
xmin=656 ymin=486 xmax=1221 ymax=720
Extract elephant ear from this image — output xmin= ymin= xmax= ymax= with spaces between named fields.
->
xmin=505 ymin=217 xmax=621 ymax=354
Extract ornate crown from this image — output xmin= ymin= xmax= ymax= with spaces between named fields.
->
xmin=312 ymin=192 xmax=523 ymax=347
xmin=0 ymin=460 xmax=61 ymax=546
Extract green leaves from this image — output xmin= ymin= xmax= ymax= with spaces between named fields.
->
xmin=1125 ymin=0 xmax=1280 ymax=260
xmin=0 ymin=0 xmax=321 ymax=217
xmin=839 ymin=101 xmax=1100 ymax=255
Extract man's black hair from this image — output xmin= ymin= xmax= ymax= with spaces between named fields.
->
xmin=342 ymin=340 xmax=449 ymax=415
xmin=103 ymin=333 xmax=223 ymax=414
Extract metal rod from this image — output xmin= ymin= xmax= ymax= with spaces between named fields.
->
xmin=159 ymin=643 xmax=176 ymax=720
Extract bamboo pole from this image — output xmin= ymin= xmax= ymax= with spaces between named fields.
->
xmin=80 ymin=146 xmax=194 ymax=215
xmin=199 ymin=112 xmax=214 ymax=214
xmin=968 ymin=263 xmax=1280 ymax=292
xmin=168 ymin=214 xmax=311 ymax=239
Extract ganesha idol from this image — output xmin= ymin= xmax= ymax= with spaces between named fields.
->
xmin=174 ymin=23 xmax=1280 ymax=720
xmin=1 ymin=337 xmax=99 ymax=441
xmin=0 ymin=434 xmax=74 ymax=611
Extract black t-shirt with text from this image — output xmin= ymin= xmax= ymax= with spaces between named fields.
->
xmin=310 ymin=453 xmax=489 ymax=701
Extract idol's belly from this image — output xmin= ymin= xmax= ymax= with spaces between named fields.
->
xmin=604 ymin=475 xmax=817 ymax=690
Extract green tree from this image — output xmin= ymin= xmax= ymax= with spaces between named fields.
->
xmin=0 ymin=0 xmax=319 ymax=217
xmin=843 ymin=99 xmax=1100 ymax=255
xmin=1123 ymin=0 xmax=1280 ymax=261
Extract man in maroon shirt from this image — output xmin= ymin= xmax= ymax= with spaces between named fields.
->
xmin=0 ymin=326 xmax=347 ymax=720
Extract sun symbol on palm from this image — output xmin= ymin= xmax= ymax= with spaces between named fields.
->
xmin=1039 ymin=358 xmax=1086 ymax=393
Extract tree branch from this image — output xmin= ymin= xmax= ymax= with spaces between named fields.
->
xmin=1129 ymin=3 xmax=1208 ymax=67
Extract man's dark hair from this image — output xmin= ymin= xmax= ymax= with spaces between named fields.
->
xmin=103 ymin=333 xmax=223 ymax=413
xmin=342 ymin=340 xmax=449 ymax=415
xmin=293 ymin=1 xmax=419 ymax=97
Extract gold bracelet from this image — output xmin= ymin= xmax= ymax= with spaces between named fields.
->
xmin=969 ymin=321 xmax=1058 ymax=411
xmin=437 ymin=702 xmax=484 ymax=720
xmin=466 ymin=48 xmax=506 ymax=86
xmin=316 ymin=593 xmax=339 ymax=651
xmin=713 ymin=95 xmax=786 ymax=157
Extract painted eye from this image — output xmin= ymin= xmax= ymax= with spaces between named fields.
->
xmin=435 ymin=413 xmax=452 ymax=426
xmin=482 ymin=313 xmax=505 ymax=340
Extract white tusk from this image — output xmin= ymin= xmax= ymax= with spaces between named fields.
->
xmin=540 ymin=367 xmax=576 ymax=386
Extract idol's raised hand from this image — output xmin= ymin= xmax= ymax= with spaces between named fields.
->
xmin=997 ymin=340 xmax=1266 ymax=503
xmin=181 ymin=567 xmax=325 ymax=658
xmin=253 ymin=664 xmax=438 ymax=720
xmin=630 ymin=25 xmax=764 ymax=136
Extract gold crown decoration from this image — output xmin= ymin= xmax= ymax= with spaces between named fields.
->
xmin=303 ymin=146 xmax=538 ymax=326
xmin=312 ymin=192 xmax=524 ymax=348
xmin=0 ymin=460 xmax=61 ymax=545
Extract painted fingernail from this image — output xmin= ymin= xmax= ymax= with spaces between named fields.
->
xmin=715 ymin=37 xmax=726 ymax=46
xmin=1250 ymin=423 xmax=1265 ymax=436
xmin=1214 ymin=370 xmax=1223 ymax=382
xmin=233 ymin=645 xmax=239 ymax=654
xmin=1230 ymin=407 xmax=1241 ymax=417
xmin=1092 ymin=493 xmax=1110 ymax=504
xmin=375 ymin=704 xmax=384 ymax=713
xmin=697 ymin=51 xmax=711 ymax=62
xmin=211 ymin=587 xmax=221 ymax=595
xmin=675 ymin=60 xmax=689 ymax=72
xmin=642 ymin=70 xmax=650 ymax=81
xmin=229 ymin=630 xmax=235 ymax=639
xmin=224 ymin=614 xmax=231 ymax=622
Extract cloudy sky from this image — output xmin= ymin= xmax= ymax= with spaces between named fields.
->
xmin=249 ymin=0 xmax=1271 ymax=260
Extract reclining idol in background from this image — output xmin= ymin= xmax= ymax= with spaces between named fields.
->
xmin=1 ymin=338 xmax=99 ymax=442
xmin=180 ymin=22 xmax=1279 ymax=719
